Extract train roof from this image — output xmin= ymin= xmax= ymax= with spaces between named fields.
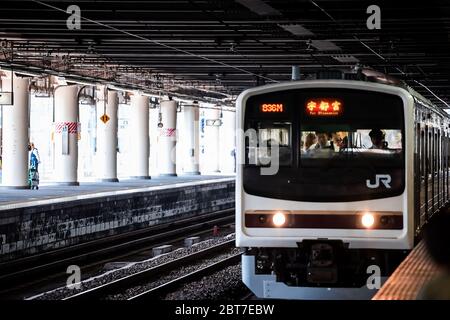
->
xmin=238 ymin=73 xmax=449 ymax=119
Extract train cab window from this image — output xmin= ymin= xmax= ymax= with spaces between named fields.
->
xmin=300 ymin=129 xmax=403 ymax=162
xmin=245 ymin=121 xmax=292 ymax=166
xmin=299 ymin=90 xmax=404 ymax=171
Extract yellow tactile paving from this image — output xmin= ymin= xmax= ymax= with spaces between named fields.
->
xmin=373 ymin=241 xmax=441 ymax=300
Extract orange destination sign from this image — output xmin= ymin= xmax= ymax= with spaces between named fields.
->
xmin=261 ymin=103 xmax=284 ymax=113
xmin=305 ymin=98 xmax=343 ymax=116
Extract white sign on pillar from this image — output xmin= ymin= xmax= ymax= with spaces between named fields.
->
xmin=0 ymin=75 xmax=14 ymax=105
xmin=62 ymin=125 xmax=69 ymax=155
xmin=0 ymin=92 xmax=13 ymax=105
xmin=203 ymin=107 xmax=221 ymax=173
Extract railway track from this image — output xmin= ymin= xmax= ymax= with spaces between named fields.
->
xmin=240 ymin=292 xmax=255 ymax=300
xmin=61 ymin=239 xmax=241 ymax=301
xmin=0 ymin=209 xmax=234 ymax=299
xmin=128 ymin=251 xmax=241 ymax=300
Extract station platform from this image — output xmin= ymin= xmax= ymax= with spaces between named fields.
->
xmin=0 ymin=175 xmax=232 ymax=208
xmin=0 ymin=175 xmax=235 ymax=262
xmin=372 ymin=241 xmax=441 ymax=300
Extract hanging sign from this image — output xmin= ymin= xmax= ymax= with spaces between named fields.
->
xmin=100 ymin=114 xmax=110 ymax=124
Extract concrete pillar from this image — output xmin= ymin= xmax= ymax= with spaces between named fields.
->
xmin=182 ymin=103 xmax=200 ymax=175
xmin=129 ymin=93 xmax=150 ymax=179
xmin=219 ymin=109 xmax=236 ymax=174
xmin=54 ymin=85 xmax=79 ymax=185
xmin=158 ymin=100 xmax=177 ymax=176
xmin=204 ymin=107 xmax=221 ymax=173
xmin=149 ymin=107 xmax=159 ymax=176
xmin=175 ymin=110 xmax=184 ymax=176
xmin=1 ymin=74 xmax=30 ymax=188
xmin=96 ymin=87 xmax=119 ymax=182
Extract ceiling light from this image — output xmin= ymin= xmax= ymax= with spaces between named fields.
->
xmin=235 ymin=0 xmax=281 ymax=16
xmin=279 ymin=24 xmax=314 ymax=36
xmin=310 ymin=40 xmax=341 ymax=52
xmin=332 ymin=55 xmax=359 ymax=63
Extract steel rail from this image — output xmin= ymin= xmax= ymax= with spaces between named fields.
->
xmin=63 ymin=239 xmax=237 ymax=300
xmin=0 ymin=209 xmax=234 ymax=296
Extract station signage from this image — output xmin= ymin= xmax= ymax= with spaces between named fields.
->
xmin=260 ymin=103 xmax=284 ymax=113
xmin=0 ymin=92 xmax=13 ymax=105
xmin=305 ymin=98 xmax=343 ymax=116
xmin=100 ymin=113 xmax=110 ymax=124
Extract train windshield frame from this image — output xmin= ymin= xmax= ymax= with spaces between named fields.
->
xmin=243 ymin=87 xmax=406 ymax=202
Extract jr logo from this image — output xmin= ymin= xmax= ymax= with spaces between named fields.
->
xmin=366 ymin=174 xmax=392 ymax=189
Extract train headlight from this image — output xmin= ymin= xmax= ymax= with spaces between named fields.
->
xmin=273 ymin=212 xmax=287 ymax=227
xmin=361 ymin=213 xmax=375 ymax=228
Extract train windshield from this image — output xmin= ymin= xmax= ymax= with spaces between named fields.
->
xmin=243 ymin=87 xmax=405 ymax=202
xmin=300 ymin=130 xmax=402 ymax=167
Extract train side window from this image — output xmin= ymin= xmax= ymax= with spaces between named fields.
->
xmin=420 ymin=129 xmax=426 ymax=222
xmin=442 ymin=133 xmax=445 ymax=203
xmin=429 ymin=128 xmax=435 ymax=216
xmin=425 ymin=126 xmax=430 ymax=220
xmin=420 ymin=129 xmax=425 ymax=178
xmin=442 ymin=133 xmax=446 ymax=205
xmin=439 ymin=130 xmax=443 ymax=207
xmin=444 ymin=133 xmax=448 ymax=204
xmin=447 ymin=135 xmax=450 ymax=200
xmin=414 ymin=123 xmax=421 ymax=232
xmin=436 ymin=130 xmax=441 ymax=209
xmin=447 ymin=134 xmax=450 ymax=201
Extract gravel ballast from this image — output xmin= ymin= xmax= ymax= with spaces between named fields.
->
xmin=28 ymin=233 xmax=236 ymax=300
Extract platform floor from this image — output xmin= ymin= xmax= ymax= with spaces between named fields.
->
xmin=0 ymin=174 xmax=234 ymax=209
xmin=372 ymin=241 xmax=441 ymax=300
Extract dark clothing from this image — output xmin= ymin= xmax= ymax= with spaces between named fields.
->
xmin=28 ymin=147 xmax=40 ymax=189
xmin=29 ymin=148 xmax=40 ymax=171
xmin=417 ymin=273 xmax=450 ymax=300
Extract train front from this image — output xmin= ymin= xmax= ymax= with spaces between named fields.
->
xmin=236 ymin=80 xmax=413 ymax=299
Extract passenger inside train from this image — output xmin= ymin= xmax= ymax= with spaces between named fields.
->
xmin=248 ymin=125 xmax=402 ymax=166
xmin=304 ymin=132 xmax=318 ymax=151
xmin=300 ymin=129 xmax=401 ymax=158
xmin=315 ymin=133 xmax=333 ymax=149
xmin=369 ymin=129 xmax=388 ymax=149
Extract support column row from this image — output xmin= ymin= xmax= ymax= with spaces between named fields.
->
xmin=1 ymin=80 xmax=233 ymax=188
xmin=1 ymin=74 xmax=30 ymax=188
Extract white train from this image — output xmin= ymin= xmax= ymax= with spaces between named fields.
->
xmin=236 ymin=77 xmax=450 ymax=299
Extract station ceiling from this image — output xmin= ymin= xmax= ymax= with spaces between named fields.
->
xmin=0 ymin=0 xmax=449 ymax=107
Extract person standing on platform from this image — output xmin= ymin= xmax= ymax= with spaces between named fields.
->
xmin=417 ymin=212 xmax=450 ymax=300
xmin=28 ymin=142 xmax=41 ymax=189
xmin=29 ymin=142 xmax=41 ymax=171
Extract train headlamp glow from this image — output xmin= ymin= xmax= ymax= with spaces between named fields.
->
xmin=361 ymin=213 xmax=375 ymax=228
xmin=272 ymin=212 xmax=286 ymax=227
